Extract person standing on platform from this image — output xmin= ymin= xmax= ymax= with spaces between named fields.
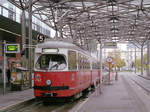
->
xmin=7 ymin=68 xmax=11 ymax=84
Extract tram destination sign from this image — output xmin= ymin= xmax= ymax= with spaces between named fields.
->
xmin=104 ymin=42 xmax=117 ymax=48
xmin=6 ymin=44 xmax=20 ymax=53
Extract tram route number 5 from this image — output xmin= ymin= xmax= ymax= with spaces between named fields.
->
xmin=37 ymin=34 xmax=45 ymax=43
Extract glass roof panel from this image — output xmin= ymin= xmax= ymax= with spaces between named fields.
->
xmin=7 ymin=0 xmax=150 ymax=45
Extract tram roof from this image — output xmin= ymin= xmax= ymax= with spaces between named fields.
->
xmin=37 ymin=40 xmax=92 ymax=56
xmin=8 ymin=0 xmax=150 ymax=48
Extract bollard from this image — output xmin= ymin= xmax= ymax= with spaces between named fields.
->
xmin=115 ymin=71 xmax=118 ymax=81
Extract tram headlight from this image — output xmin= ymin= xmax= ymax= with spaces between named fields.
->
xmin=46 ymin=80 xmax=51 ymax=85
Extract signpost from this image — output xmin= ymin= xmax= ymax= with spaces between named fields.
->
xmin=106 ymin=57 xmax=113 ymax=84
xmin=3 ymin=42 xmax=20 ymax=95
xmin=106 ymin=57 xmax=113 ymax=63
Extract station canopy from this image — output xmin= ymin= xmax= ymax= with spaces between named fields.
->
xmin=8 ymin=0 xmax=150 ymax=47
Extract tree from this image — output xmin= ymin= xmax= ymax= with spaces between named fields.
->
xmin=136 ymin=58 xmax=141 ymax=70
xmin=136 ymin=53 xmax=147 ymax=70
xmin=108 ymin=50 xmax=126 ymax=70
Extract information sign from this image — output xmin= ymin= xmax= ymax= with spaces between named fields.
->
xmin=104 ymin=42 xmax=117 ymax=48
xmin=6 ymin=44 xmax=20 ymax=53
xmin=106 ymin=57 xmax=113 ymax=63
xmin=37 ymin=34 xmax=45 ymax=43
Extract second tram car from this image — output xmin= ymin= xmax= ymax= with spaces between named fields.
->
xmin=34 ymin=40 xmax=100 ymax=100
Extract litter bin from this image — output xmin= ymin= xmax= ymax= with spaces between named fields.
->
xmin=10 ymin=67 xmax=29 ymax=91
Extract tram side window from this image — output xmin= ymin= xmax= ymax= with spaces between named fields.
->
xmin=87 ymin=58 xmax=90 ymax=69
xmin=79 ymin=53 xmax=85 ymax=70
xmin=78 ymin=54 xmax=91 ymax=70
xmin=92 ymin=62 xmax=99 ymax=69
xmin=92 ymin=62 xmax=94 ymax=69
xmin=92 ymin=62 xmax=96 ymax=69
xmin=84 ymin=57 xmax=89 ymax=69
xmin=68 ymin=51 xmax=77 ymax=70
xmin=83 ymin=56 xmax=86 ymax=69
xmin=78 ymin=53 xmax=82 ymax=70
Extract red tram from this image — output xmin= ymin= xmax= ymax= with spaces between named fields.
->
xmin=34 ymin=40 xmax=100 ymax=99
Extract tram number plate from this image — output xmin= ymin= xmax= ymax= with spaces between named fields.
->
xmin=45 ymin=93 xmax=53 ymax=97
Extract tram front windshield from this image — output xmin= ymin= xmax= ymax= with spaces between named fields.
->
xmin=35 ymin=54 xmax=66 ymax=70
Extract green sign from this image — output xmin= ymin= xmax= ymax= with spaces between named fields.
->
xmin=104 ymin=42 xmax=117 ymax=48
xmin=6 ymin=44 xmax=20 ymax=53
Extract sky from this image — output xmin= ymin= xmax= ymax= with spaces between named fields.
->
xmin=118 ymin=43 xmax=127 ymax=51
xmin=97 ymin=43 xmax=127 ymax=51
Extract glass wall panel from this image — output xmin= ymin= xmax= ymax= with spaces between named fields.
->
xmin=3 ymin=8 xmax=8 ymax=18
xmin=0 ymin=0 xmax=9 ymax=8
xmin=16 ymin=8 xmax=21 ymax=23
xmin=8 ymin=9 xmax=14 ymax=20
xmin=16 ymin=13 xmax=21 ymax=23
xmin=0 ymin=6 xmax=2 ymax=15
xmin=0 ymin=0 xmax=52 ymax=37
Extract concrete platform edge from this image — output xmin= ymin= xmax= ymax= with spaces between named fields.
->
xmin=0 ymin=98 xmax=35 ymax=112
xmin=137 ymin=75 xmax=150 ymax=80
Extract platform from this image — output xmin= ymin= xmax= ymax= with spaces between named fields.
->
xmin=71 ymin=72 xmax=150 ymax=112
xmin=0 ymin=89 xmax=34 ymax=111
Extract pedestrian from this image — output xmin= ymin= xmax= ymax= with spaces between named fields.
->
xmin=7 ymin=68 xmax=11 ymax=84
xmin=0 ymin=68 xmax=2 ymax=73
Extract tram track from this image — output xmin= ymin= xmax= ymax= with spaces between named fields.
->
xmin=3 ymin=100 xmax=67 ymax=112
xmin=2 ymin=92 xmax=93 ymax=112
xmin=2 ymin=99 xmax=41 ymax=112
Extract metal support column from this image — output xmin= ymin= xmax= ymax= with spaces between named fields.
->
xmin=135 ymin=47 xmax=136 ymax=73
xmin=3 ymin=40 xmax=6 ymax=95
xmin=69 ymin=24 xmax=73 ymax=39
xmin=130 ymin=49 xmax=133 ymax=71
xmin=55 ymin=10 xmax=58 ymax=38
xmin=147 ymin=41 xmax=150 ymax=77
xmin=21 ymin=10 xmax=26 ymax=67
xmin=104 ymin=48 xmax=106 ymax=59
xmin=127 ymin=48 xmax=130 ymax=70
xmin=141 ymin=46 xmax=144 ymax=75
xmin=28 ymin=1 xmax=32 ymax=88
xmin=100 ymin=43 xmax=103 ymax=83
xmin=60 ymin=26 xmax=63 ymax=39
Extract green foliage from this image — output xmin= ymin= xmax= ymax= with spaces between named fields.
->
xmin=108 ymin=50 xmax=126 ymax=69
xmin=136 ymin=53 xmax=147 ymax=68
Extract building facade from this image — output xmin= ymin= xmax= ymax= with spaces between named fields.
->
xmin=0 ymin=0 xmax=53 ymax=84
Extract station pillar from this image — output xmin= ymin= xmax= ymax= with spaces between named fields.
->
xmin=2 ymin=40 xmax=6 ymax=95
xmin=147 ymin=40 xmax=150 ymax=77
xmin=28 ymin=1 xmax=33 ymax=88
xmin=134 ymin=47 xmax=136 ymax=73
xmin=99 ymin=42 xmax=103 ymax=84
xmin=21 ymin=10 xmax=26 ymax=68
xmin=141 ymin=46 xmax=144 ymax=75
